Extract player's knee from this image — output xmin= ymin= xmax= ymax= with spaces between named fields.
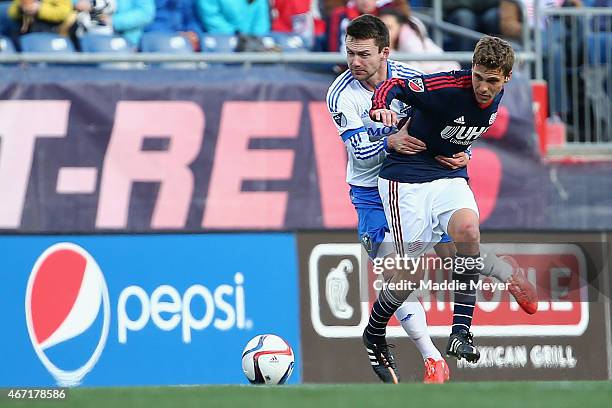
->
xmin=453 ymin=223 xmax=480 ymax=243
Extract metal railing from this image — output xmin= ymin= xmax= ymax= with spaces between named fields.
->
xmin=535 ymin=6 xmax=612 ymax=145
xmin=0 ymin=51 xmax=537 ymax=65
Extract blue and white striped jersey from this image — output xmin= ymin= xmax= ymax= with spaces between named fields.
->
xmin=326 ymin=60 xmax=423 ymax=188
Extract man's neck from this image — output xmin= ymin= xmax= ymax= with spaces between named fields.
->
xmin=361 ymin=64 xmax=388 ymax=91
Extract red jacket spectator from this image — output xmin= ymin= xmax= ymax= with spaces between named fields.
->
xmin=270 ymin=0 xmax=325 ymax=36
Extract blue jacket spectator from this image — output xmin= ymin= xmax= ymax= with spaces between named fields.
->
xmin=145 ymin=0 xmax=202 ymax=50
xmin=145 ymin=0 xmax=202 ymax=51
xmin=197 ymin=0 xmax=270 ymax=36
xmin=146 ymin=0 xmax=202 ymax=34
xmin=112 ymin=0 xmax=155 ymax=47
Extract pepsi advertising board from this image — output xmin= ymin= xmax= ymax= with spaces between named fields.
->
xmin=0 ymin=234 xmax=301 ymax=386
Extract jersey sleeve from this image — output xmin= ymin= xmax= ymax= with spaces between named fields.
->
xmin=369 ymin=76 xmax=431 ymax=117
xmin=370 ymin=70 xmax=470 ymax=119
xmin=327 ymin=88 xmax=366 ymax=140
xmin=327 ymin=89 xmax=388 ymax=161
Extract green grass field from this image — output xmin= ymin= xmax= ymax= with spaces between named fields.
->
xmin=3 ymin=382 xmax=611 ymax=408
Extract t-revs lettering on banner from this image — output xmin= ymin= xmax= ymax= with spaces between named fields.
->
xmin=457 ymin=345 xmax=577 ymax=369
xmin=0 ymin=99 xmax=512 ymax=231
xmin=309 ymin=243 xmax=589 ymax=338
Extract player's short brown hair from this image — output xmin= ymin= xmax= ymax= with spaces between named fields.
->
xmin=472 ymin=36 xmax=515 ymax=76
xmin=346 ymin=14 xmax=390 ymax=52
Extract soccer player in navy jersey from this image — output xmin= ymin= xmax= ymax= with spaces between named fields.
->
xmin=326 ymin=14 xmax=459 ymax=385
xmin=327 ymin=16 xmax=537 ymax=384
xmin=366 ymin=36 xmax=538 ymax=377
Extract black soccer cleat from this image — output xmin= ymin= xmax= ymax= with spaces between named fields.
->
xmin=446 ymin=329 xmax=480 ymax=363
xmin=362 ymin=332 xmax=400 ymax=384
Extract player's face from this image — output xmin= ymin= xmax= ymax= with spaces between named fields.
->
xmin=346 ymin=36 xmax=388 ymax=82
xmin=471 ymin=64 xmax=511 ymax=105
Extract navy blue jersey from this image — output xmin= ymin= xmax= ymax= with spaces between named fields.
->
xmin=370 ymin=69 xmax=503 ymax=183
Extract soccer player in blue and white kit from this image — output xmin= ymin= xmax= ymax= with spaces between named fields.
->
xmin=367 ymin=35 xmax=538 ymax=380
xmin=326 ymin=14 xmax=461 ymax=384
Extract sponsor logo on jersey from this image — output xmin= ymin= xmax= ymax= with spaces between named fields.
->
xmin=332 ymin=112 xmax=347 ymax=127
xmin=489 ymin=112 xmax=497 ymax=125
xmin=408 ymin=78 xmax=424 ymax=92
xmin=454 ymin=116 xmax=465 ymax=124
xmin=440 ymin=125 xmax=489 ymax=145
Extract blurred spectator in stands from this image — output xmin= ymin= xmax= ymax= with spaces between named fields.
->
xmin=326 ymin=0 xmax=407 ymax=51
xmin=379 ymin=7 xmax=460 ymax=73
xmin=586 ymin=0 xmax=611 ymax=32
xmin=443 ymin=0 xmax=500 ymax=51
xmin=74 ymin=0 xmax=115 ymax=38
xmin=270 ymin=0 xmax=326 ymax=49
xmin=8 ymin=0 xmax=75 ymax=37
xmin=197 ymin=0 xmax=270 ymax=36
xmin=144 ymin=0 xmax=202 ymax=51
xmin=97 ymin=0 xmax=154 ymax=48
xmin=499 ymin=0 xmax=569 ymax=42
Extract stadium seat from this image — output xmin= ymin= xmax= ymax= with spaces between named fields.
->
xmin=79 ymin=34 xmax=131 ymax=53
xmin=200 ymin=34 xmax=237 ymax=53
xmin=268 ymin=32 xmax=308 ymax=52
xmin=19 ymin=33 xmax=75 ymax=53
xmin=140 ymin=32 xmax=193 ymax=53
xmin=0 ymin=35 xmax=15 ymax=53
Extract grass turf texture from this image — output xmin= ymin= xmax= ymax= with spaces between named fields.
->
xmin=3 ymin=381 xmax=611 ymax=408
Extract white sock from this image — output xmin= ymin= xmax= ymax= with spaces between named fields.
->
xmin=480 ymin=245 xmax=513 ymax=282
xmin=395 ymin=295 xmax=442 ymax=361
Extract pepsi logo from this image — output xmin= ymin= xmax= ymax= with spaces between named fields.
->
xmin=25 ymin=243 xmax=110 ymax=386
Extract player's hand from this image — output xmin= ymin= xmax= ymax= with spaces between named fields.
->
xmin=370 ymin=109 xmax=398 ymax=126
xmin=389 ymin=134 xmax=426 ymax=154
xmin=388 ymin=117 xmax=426 ymax=154
xmin=435 ymin=152 xmax=469 ymax=169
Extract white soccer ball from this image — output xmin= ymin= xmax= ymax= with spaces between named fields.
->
xmin=241 ymin=334 xmax=295 ymax=385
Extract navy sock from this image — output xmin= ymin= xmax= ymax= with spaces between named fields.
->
xmin=452 ymin=253 xmax=481 ymax=334
xmin=365 ymin=286 xmax=403 ymax=342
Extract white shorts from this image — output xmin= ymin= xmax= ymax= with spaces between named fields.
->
xmin=378 ymin=177 xmax=479 ymax=257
